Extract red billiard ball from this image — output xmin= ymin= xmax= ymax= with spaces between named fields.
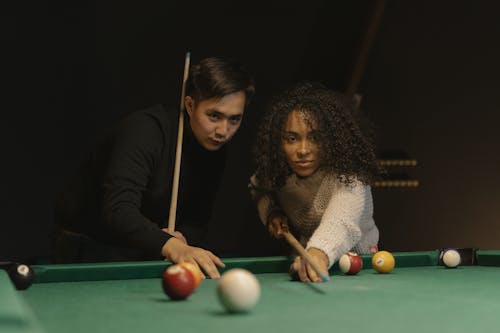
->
xmin=162 ymin=264 xmax=196 ymax=300
xmin=179 ymin=262 xmax=204 ymax=288
xmin=338 ymin=252 xmax=363 ymax=275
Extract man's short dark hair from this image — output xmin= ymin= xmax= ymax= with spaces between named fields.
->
xmin=186 ymin=57 xmax=255 ymax=106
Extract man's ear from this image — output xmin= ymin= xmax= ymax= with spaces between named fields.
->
xmin=185 ymin=96 xmax=194 ymax=116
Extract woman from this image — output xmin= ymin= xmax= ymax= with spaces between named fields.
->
xmin=250 ymin=81 xmax=380 ymax=282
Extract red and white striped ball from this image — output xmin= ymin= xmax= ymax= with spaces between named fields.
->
xmin=339 ymin=252 xmax=363 ymax=275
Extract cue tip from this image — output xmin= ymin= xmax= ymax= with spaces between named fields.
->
xmin=320 ymin=273 xmax=330 ymax=282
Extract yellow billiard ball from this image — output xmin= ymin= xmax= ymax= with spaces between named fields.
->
xmin=372 ymin=250 xmax=395 ymax=273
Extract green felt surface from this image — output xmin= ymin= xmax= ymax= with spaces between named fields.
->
xmin=20 ymin=266 xmax=500 ymax=333
xmin=2 ymin=251 xmax=500 ymax=333
xmin=0 ymin=272 xmax=44 ymax=333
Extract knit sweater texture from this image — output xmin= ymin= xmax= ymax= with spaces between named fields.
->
xmin=250 ymin=170 xmax=379 ymax=267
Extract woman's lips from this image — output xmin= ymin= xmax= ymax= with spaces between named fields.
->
xmin=295 ymin=161 xmax=313 ymax=168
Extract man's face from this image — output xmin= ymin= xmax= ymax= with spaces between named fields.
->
xmin=282 ymin=110 xmax=321 ymax=178
xmin=185 ymin=91 xmax=246 ymax=151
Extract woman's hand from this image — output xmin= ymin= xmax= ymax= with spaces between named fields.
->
xmin=290 ymin=248 xmax=329 ymax=283
xmin=267 ymin=212 xmax=289 ymax=239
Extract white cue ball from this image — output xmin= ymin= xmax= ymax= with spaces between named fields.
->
xmin=442 ymin=249 xmax=461 ymax=268
xmin=217 ymin=268 xmax=260 ymax=313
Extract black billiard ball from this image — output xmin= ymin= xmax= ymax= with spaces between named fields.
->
xmin=7 ymin=263 xmax=35 ymax=290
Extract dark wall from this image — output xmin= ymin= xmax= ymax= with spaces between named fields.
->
xmin=2 ymin=1 xmax=499 ymax=262
xmin=364 ymin=2 xmax=500 ymax=251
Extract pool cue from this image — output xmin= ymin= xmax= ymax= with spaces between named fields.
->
xmin=344 ymin=0 xmax=386 ymax=104
xmin=282 ymin=230 xmax=330 ymax=282
xmin=167 ymin=52 xmax=191 ymax=233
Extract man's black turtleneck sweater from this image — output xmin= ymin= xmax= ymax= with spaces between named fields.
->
xmin=53 ymin=104 xmax=227 ymax=262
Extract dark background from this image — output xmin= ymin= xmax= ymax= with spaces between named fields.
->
xmin=2 ymin=0 xmax=499 ymax=263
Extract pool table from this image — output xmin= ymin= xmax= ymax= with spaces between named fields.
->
xmin=2 ymin=250 xmax=500 ymax=333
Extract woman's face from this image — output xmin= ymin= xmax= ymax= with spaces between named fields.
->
xmin=185 ymin=91 xmax=246 ymax=151
xmin=281 ymin=110 xmax=321 ymax=177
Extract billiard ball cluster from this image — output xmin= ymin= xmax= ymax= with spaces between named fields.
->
xmin=338 ymin=250 xmax=396 ymax=275
xmin=162 ymin=263 xmax=261 ymax=313
xmin=160 ymin=248 xmax=463 ymax=314
xmin=162 ymin=248 xmax=462 ymax=314
xmin=0 ymin=262 xmax=35 ymax=290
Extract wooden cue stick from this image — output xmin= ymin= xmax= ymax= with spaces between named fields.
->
xmin=282 ymin=230 xmax=330 ymax=282
xmin=344 ymin=0 xmax=386 ymax=101
xmin=167 ymin=52 xmax=191 ymax=233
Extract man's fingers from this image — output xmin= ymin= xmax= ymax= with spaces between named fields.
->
xmin=196 ymin=259 xmax=220 ymax=279
xmin=207 ymin=251 xmax=225 ymax=268
xmin=161 ymin=237 xmax=224 ymax=279
xmin=189 ymin=250 xmax=224 ymax=279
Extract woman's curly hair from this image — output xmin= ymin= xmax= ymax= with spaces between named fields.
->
xmin=253 ymin=81 xmax=381 ymax=189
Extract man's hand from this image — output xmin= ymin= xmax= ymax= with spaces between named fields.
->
xmin=161 ymin=238 xmax=225 ymax=278
xmin=162 ymin=228 xmax=187 ymax=244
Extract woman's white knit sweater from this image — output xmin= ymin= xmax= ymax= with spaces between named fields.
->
xmin=250 ymin=170 xmax=379 ymax=268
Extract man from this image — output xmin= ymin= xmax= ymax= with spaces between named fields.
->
xmin=53 ymin=57 xmax=255 ymax=278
